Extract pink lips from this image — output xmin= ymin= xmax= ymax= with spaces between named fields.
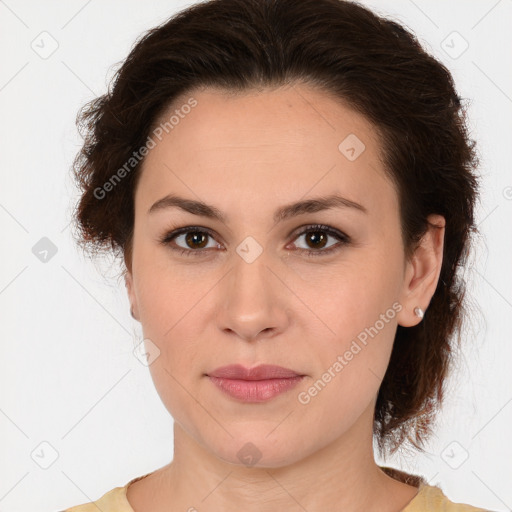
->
xmin=207 ymin=364 xmax=305 ymax=403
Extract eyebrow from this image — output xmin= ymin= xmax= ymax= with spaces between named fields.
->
xmin=148 ymin=193 xmax=367 ymax=223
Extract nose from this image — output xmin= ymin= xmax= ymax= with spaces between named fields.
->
xmin=216 ymin=248 xmax=290 ymax=342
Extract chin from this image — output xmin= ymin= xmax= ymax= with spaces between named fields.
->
xmin=207 ymin=434 xmax=314 ymax=469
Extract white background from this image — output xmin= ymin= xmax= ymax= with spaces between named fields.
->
xmin=0 ymin=1 xmax=511 ymax=511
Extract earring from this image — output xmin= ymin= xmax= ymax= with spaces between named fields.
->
xmin=414 ymin=307 xmax=424 ymax=319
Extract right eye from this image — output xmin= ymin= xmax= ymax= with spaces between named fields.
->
xmin=158 ymin=226 xmax=223 ymax=257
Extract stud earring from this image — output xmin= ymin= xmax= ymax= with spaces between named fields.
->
xmin=414 ymin=307 xmax=424 ymax=319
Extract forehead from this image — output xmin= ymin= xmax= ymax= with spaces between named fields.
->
xmin=136 ymin=83 xmax=396 ymax=221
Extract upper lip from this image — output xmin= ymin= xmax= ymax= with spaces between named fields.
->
xmin=207 ymin=364 xmax=303 ymax=380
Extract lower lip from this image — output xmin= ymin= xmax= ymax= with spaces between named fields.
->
xmin=208 ymin=376 xmax=304 ymax=402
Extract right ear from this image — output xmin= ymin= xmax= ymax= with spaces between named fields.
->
xmin=124 ymin=270 xmax=139 ymax=321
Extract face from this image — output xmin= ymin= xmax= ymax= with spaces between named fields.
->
xmin=125 ymin=83 xmax=442 ymax=467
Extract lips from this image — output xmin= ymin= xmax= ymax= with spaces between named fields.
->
xmin=206 ymin=364 xmax=305 ymax=402
xmin=207 ymin=364 xmax=303 ymax=380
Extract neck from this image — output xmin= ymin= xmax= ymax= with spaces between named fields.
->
xmin=138 ymin=402 xmax=420 ymax=512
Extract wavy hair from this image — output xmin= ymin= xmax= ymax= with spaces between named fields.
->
xmin=71 ymin=0 xmax=480 ymax=458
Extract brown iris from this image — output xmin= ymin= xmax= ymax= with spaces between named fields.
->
xmin=185 ymin=231 xmax=209 ymax=249
xmin=305 ymin=230 xmax=328 ymax=249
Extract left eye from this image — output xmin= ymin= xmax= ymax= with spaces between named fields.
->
xmin=290 ymin=225 xmax=349 ymax=255
xmin=158 ymin=224 xmax=350 ymax=258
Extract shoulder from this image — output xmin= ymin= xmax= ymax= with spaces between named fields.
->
xmin=60 ymin=484 xmax=133 ymax=512
xmin=60 ymin=470 xmax=155 ymax=512
xmin=404 ymin=483 xmax=495 ymax=512
xmin=379 ymin=467 xmax=494 ymax=512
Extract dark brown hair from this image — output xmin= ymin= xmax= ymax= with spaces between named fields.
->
xmin=71 ymin=0 xmax=480 ymax=458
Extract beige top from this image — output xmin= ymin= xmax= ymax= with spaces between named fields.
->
xmin=61 ymin=466 xmax=493 ymax=511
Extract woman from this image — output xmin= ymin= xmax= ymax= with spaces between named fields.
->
xmin=62 ymin=0 xmax=491 ymax=510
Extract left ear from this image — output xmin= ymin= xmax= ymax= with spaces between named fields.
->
xmin=396 ymin=214 xmax=446 ymax=327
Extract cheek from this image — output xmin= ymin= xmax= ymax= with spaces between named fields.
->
xmin=141 ymin=299 xmax=207 ymax=428
xmin=305 ymin=282 xmax=398 ymax=391
xmin=134 ymin=245 xmax=200 ymax=329
xmin=290 ymin=252 xmax=401 ymax=401
xmin=289 ymin=247 xmax=401 ymax=340
xmin=132 ymin=254 xmax=205 ymax=399
xmin=294 ymin=290 xmax=399 ymax=435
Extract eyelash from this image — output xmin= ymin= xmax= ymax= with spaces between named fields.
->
xmin=158 ymin=224 xmax=350 ymax=258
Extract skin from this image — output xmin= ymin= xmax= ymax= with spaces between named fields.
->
xmin=124 ymin=82 xmax=445 ymax=512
